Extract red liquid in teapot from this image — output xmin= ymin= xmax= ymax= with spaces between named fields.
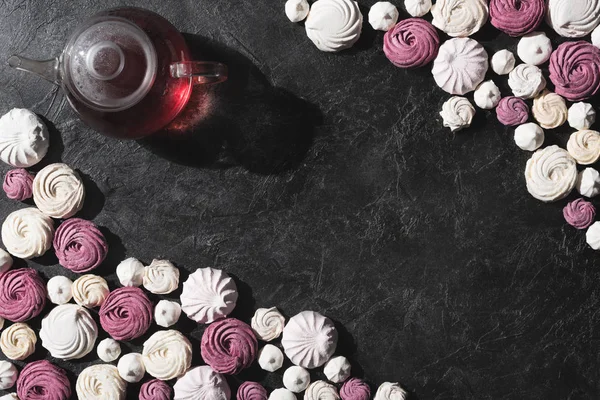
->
xmin=66 ymin=8 xmax=193 ymax=139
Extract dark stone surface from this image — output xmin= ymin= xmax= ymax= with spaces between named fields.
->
xmin=0 ymin=1 xmax=599 ymax=399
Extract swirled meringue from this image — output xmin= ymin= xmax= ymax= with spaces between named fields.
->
xmin=33 ymin=163 xmax=85 ymax=219
xmin=549 ymin=41 xmax=600 ymax=101
xmin=431 ymin=0 xmax=488 ymax=37
xmin=116 ymin=257 xmax=144 ymax=287
xmin=567 ymin=130 xmax=600 ymax=165
xmin=283 ymin=366 xmax=310 ymax=393
xmin=568 ymin=102 xmax=596 ymax=130
xmin=474 ymin=81 xmax=501 ymax=110
xmin=100 ymin=287 xmax=153 ymax=341
xmin=1 ymin=207 xmax=53 ymax=259
xmin=525 ymin=145 xmax=578 ymax=202
xmin=76 ymin=364 xmax=126 ymax=400
xmin=0 ymin=268 xmax=46 ymax=321
xmin=142 ymin=330 xmax=192 ymax=380
xmin=491 ymin=50 xmax=515 ymax=75
xmin=40 ymin=303 xmax=98 ymax=360
xmin=374 ymin=382 xmax=407 ymax=400
xmin=577 ymin=168 xmax=600 ymax=197
xmin=0 ymin=323 xmax=36 ymax=360
xmin=17 ymin=360 xmax=71 ymax=400
xmin=47 ymin=275 xmax=73 ymax=305
xmin=432 ymin=38 xmax=488 ymax=95
xmin=305 ymin=0 xmax=363 ymax=52
xmin=173 ymin=366 xmax=230 ymax=400
xmin=140 ymin=379 xmax=172 ymax=400
xmin=489 ymin=0 xmax=545 ymax=36
xmin=532 ymin=90 xmax=567 ymax=129
xmin=547 ymin=0 xmax=600 ymax=38
xmin=3 ymin=169 xmax=33 ymax=201
xmin=237 ymin=382 xmax=268 ymax=400
xmin=258 ymin=344 xmax=284 ymax=372
xmin=285 ymin=0 xmax=310 ymax=23
xmin=404 ymin=0 xmax=431 ymax=17
xmin=340 ymin=378 xmax=371 ymax=400
xmin=0 ymin=248 xmax=12 ymax=274
xmin=440 ymin=96 xmax=475 ymax=132
xmin=0 ymin=108 xmax=49 ymax=168
xmin=508 ymin=64 xmax=546 ymax=99
xmin=368 ymin=2 xmax=399 ymax=31
xmin=305 ymin=380 xmax=340 ymax=400
xmin=497 ymin=97 xmax=529 ymax=126
xmin=72 ymin=274 xmax=109 ymax=308
xmin=564 ymin=198 xmax=596 ymax=229
xmin=0 ymin=393 xmax=18 ymax=400
xmin=155 ymin=300 xmax=182 ymax=328
xmin=269 ymin=389 xmax=297 ymax=400
xmin=117 ymin=353 xmax=145 ymax=383
xmin=514 ymin=123 xmax=544 ymax=151
xmin=384 ymin=19 xmax=439 ymax=68
xmin=282 ymin=311 xmax=338 ymax=369
xmin=97 ymin=338 xmax=121 ymax=362
xmin=201 ymin=318 xmax=258 ymax=375
xmin=143 ymin=259 xmax=180 ymax=294
xmin=180 ymin=267 xmax=238 ymax=324
xmin=517 ymin=32 xmax=552 ymax=66
xmin=54 ymin=218 xmax=107 ymax=273
xmin=323 ymin=356 xmax=351 ymax=383
xmin=251 ymin=307 xmax=286 ymax=341
xmin=0 ymin=361 xmax=17 ymax=390
xmin=587 ymin=221 xmax=600 ymax=249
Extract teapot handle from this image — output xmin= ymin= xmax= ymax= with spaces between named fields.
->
xmin=170 ymin=61 xmax=227 ymax=84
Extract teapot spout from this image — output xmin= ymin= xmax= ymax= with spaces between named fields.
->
xmin=8 ymin=55 xmax=60 ymax=85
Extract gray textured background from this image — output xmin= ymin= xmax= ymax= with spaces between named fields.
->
xmin=0 ymin=0 xmax=598 ymax=399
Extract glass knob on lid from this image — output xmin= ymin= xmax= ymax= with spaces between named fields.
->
xmin=63 ymin=16 xmax=157 ymax=112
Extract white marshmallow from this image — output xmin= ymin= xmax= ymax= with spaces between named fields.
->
xmin=568 ymin=102 xmax=596 ymax=130
xmin=285 ymin=0 xmax=309 ymax=23
xmin=369 ymin=2 xmax=399 ymax=31
xmin=154 ymin=300 xmax=182 ymax=328
xmin=258 ymin=344 xmax=284 ymax=372
xmin=514 ymin=123 xmax=544 ymax=151
xmin=47 ymin=275 xmax=73 ymax=305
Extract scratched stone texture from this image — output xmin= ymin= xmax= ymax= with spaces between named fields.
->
xmin=0 ymin=0 xmax=599 ymax=399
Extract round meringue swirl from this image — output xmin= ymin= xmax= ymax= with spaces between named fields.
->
xmin=40 ymin=304 xmax=98 ymax=360
xmin=173 ymin=366 xmax=231 ymax=400
xmin=547 ymin=0 xmax=600 ymax=38
xmin=567 ymin=130 xmax=600 ymax=165
xmin=508 ymin=64 xmax=546 ymax=99
xmin=431 ymin=0 xmax=489 ymax=37
xmin=525 ymin=145 xmax=578 ymax=203
xmin=142 ymin=330 xmax=192 ymax=380
xmin=139 ymin=379 xmax=172 ymax=400
xmin=54 ymin=218 xmax=108 ymax=273
xmin=532 ymin=90 xmax=568 ymax=129
xmin=17 ymin=360 xmax=71 ymax=400
xmin=0 ymin=268 xmax=46 ymax=322
xmin=549 ymin=41 xmax=600 ymax=102
xmin=143 ymin=259 xmax=180 ymax=294
xmin=564 ymin=198 xmax=596 ymax=229
xmin=180 ymin=267 xmax=238 ymax=324
xmin=100 ymin=287 xmax=153 ymax=341
xmin=76 ymin=364 xmax=126 ymax=400
xmin=496 ymin=97 xmax=529 ymax=127
xmin=0 ymin=108 xmax=49 ymax=168
xmin=383 ymin=18 xmax=440 ymax=68
xmin=72 ymin=274 xmax=109 ymax=308
xmin=0 ymin=360 xmax=18 ymax=390
xmin=201 ymin=318 xmax=258 ymax=375
xmin=3 ymin=169 xmax=34 ymax=201
xmin=489 ymin=0 xmax=545 ymax=36
xmin=33 ymin=163 xmax=85 ymax=219
xmin=432 ymin=38 xmax=488 ymax=95
xmin=305 ymin=0 xmax=362 ymax=52
xmin=440 ymin=96 xmax=475 ymax=132
xmin=305 ymin=381 xmax=340 ymax=400
xmin=1 ymin=207 xmax=54 ymax=259
xmin=0 ymin=323 xmax=36 ymax=360
xmin=282 ymin=311 xmax=338 ymax=369
xmin=251 ymin=307 xmax=286 ymax=341
xmin=237 ymin=381 xmax=268 ymax=400
xmin=374 ymin=382 xmax=408 ymax=400
xmin=340 ymin=378 xmax=371 ymax=400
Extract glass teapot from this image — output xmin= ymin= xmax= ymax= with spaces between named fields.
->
xmin=8 ymin=7 xmax=227 ymax=139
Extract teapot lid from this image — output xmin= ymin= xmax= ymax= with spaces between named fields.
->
xmin=63 ymin=16 xmax=157 ymax=112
